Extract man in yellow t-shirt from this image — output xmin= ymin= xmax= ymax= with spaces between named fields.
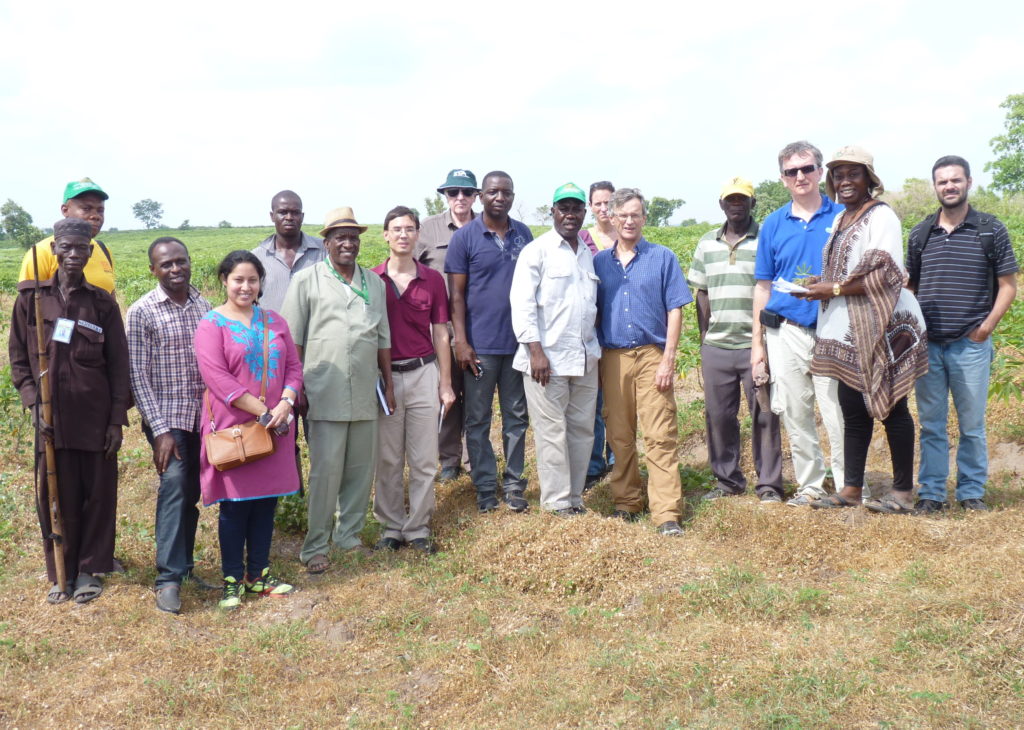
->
xmin=19 ymin=178 xmax=115 ymax=293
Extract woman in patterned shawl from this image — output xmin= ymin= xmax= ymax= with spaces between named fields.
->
xmin=798 ymin=146 xmax=928 ymax=513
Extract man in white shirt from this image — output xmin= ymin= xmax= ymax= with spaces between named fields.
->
xmin=510 ymin=183 xmax=601 ymax=515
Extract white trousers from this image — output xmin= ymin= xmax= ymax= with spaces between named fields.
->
xmin=764 ymin=323 xmax=845 ymax=497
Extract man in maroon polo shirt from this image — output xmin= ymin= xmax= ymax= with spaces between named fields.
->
xmin=371 ymin=206 xmax=456 ymax=553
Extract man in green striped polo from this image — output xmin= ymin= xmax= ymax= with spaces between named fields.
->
xmin=688 ymin=178 xmax=783 ymax=502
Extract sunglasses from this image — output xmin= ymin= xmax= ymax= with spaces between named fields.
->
xmin=444 ymin=189 xmax=478 ymax=198
xmin=782 ymin=164 xmax=818 ymax=178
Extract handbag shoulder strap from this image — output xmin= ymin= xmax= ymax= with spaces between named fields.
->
xmin=205 ymin=389 xmax=217 ymax=433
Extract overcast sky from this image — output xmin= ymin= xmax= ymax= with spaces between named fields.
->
xmin=2 ymin=0 xmax=1022 ymax=231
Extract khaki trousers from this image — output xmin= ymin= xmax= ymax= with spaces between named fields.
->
xmin=522 ymin=364 xmax=599 ymax=511
xmin=302 ymin=418 xmax=377 ymax=562
xmin=600 ymin=345 xmax=682 ymax=524
xmin=373 ymin=363 xmax=440 ymax=541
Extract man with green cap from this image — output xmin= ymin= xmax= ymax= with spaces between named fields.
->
xmin=510 ymin=183 xmax=600 ymax=515
xmin=19 ymin=178 xmax=115 ymax=293
xmin=416 ymin=168 xmax=479 ymax=481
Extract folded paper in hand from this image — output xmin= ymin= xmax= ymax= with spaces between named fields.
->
xmin=772 ymin=277 xmax=810 ymax=294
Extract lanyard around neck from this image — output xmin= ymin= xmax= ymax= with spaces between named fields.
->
xmin=326 ymin=261 xmax=369 ymax=304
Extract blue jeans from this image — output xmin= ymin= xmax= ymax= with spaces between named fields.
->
xmin=916 ymin=337 xmax=993 ymax=502
xmin=218 ymin=497 xmax=278 ymax=581
xmin=587 ymin=387 xmax=615 ymax=477
xmin=143 ymin=426 xmax=201 ymax=588
xmin=463 ymin=353 xmax=528 ymax=505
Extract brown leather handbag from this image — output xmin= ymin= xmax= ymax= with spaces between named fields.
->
xmin=204 ymin=311 xmax=276 ymax=471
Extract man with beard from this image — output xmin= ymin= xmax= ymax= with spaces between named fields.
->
xmin=510 ymin=183 xmax=600 ymax=515
xmin=908 ymin=155 xmax=1018 ymax=512
xmin=446 ymin=171 xmax=533 ymax=513
xmin=20 ymin=179 xmax=114 ymax=293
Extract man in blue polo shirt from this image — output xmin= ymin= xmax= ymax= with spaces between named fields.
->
xmin=446 ymin=171 xmax=534 ymax=513
xmin=751 ymin=140 xmax=846 ymax=506
xmin=594 ymin=188 xmax=691 ymax=536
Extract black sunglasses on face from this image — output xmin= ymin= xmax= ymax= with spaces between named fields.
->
xmin=444 ymin=189 xmax=478 ymax=198
xmin=782 ymin=164 xmax=818 ymax=178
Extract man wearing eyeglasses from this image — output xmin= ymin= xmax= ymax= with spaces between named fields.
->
xmin=416 ymin=169 xmax=479 ymax=482
xmin=751 ymin=141 xmax=846 ymax=506
xmin=594 ymin=188 xmax=691 ymax=537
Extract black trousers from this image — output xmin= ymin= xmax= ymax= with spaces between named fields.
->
xmin=837 ymin=381 xmax=914 ymax=492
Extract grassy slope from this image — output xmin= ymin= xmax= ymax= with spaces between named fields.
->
xmin=0 ymin=225 xmax=1023 ymax=727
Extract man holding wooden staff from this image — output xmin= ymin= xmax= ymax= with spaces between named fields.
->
xmin=8 ymin=217 xmax=130 ymax=604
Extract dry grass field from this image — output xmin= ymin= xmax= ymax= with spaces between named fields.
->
xmin=2 ymin=354 xmax=1024 ymax=728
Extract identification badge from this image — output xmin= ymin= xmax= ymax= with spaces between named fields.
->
xmin=53 ymin=318 xmax=75 ymax=344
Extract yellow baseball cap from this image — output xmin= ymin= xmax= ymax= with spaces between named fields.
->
xmin=719 ymin=177 xmax=754 ymax=200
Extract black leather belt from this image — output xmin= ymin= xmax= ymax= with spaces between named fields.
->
xmin=391 ymin=354 xmax=437 ymax=372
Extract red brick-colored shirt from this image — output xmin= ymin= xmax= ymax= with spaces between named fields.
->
xmin=371 ymin=259 xmax=449 ymax=360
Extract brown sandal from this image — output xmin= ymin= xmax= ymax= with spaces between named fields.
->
xmin=305 ymin=554 xmax=329 ymax=574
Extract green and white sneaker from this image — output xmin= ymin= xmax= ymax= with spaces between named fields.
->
xmin=219 ymin=576 xmax=245 ymax=610
xmin=245 ymin=567 xmax=294 ymax=597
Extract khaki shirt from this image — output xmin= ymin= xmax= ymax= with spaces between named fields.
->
xmin=415 ymin=208 xmax=475 ymax=293
xmin=282 ymin=262 xmax=390 ymax=422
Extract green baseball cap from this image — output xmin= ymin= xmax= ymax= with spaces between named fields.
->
xmin=63 ymin=178 xmax=108 ymax=203
xmin=437 ymin=169 xmax=478 ymax=192
xmin=553 ymin=182 xmax=586 ymax=204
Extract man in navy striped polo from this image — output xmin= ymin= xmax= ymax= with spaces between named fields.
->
xmin=908 ymin=155 xmax=1019 ymax=512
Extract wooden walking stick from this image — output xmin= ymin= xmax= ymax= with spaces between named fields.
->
xmin=31 ymin=246 xmax=66 ymax=595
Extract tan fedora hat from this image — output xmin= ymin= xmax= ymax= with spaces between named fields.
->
xmin=319 ymin=206 xmax=368 ymax=236
xmin=825 ymin=145 xmax=884 ymax=199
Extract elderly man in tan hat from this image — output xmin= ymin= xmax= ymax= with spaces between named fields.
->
xmin=282 ymin=207 xmax=394 ymax=572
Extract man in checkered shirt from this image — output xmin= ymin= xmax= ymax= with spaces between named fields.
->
xmin=127 ymin=237 xmax=214 ymax=614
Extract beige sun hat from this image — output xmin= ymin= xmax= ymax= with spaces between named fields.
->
xmin=319 ymin=206 xmax=368 ymax=236
xmin=825 ymin=145 xmax=884 ymax=199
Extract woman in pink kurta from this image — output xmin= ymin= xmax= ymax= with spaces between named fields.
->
xmin=194 ymin=250 xmax=303 ymax=609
